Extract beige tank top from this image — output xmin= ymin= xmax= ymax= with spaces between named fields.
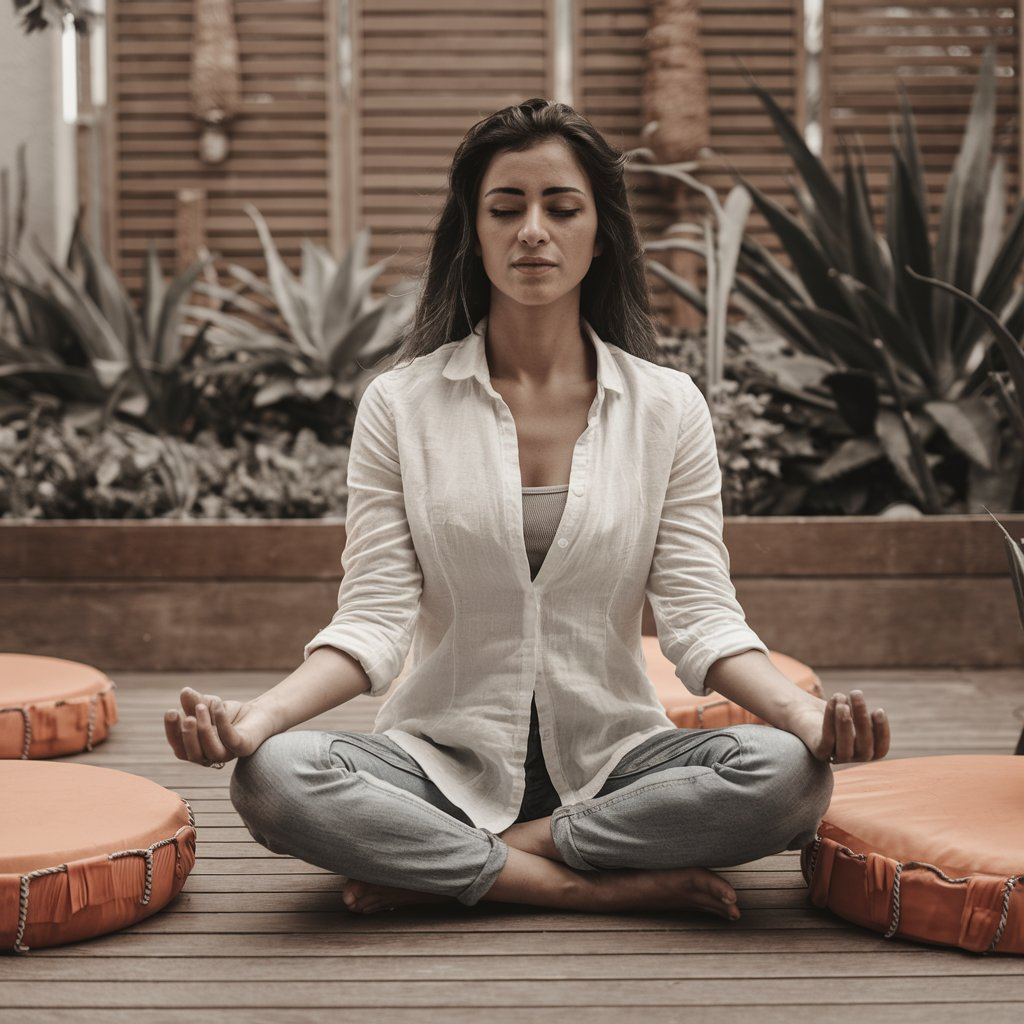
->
xmin=522 ymin=485 xmax=569 ymax=580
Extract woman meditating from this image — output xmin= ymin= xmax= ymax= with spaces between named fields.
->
xmin=164 ymin=99 xmax=890 ymax=920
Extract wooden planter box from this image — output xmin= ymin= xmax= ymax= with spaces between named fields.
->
xmin=1 ymin=516 xmax=1022 ymax=671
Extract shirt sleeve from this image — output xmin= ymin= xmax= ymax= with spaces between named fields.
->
xmin=303 ymin=373 xmax=423 ymax=697
xmin=645 ymin=374 xmax=768 ymax=697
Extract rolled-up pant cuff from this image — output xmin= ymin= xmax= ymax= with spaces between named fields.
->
xmin=456 ymin=831 xmax=509 ymax=905
xmin=550 ymin=807 xmax=596 ymax=871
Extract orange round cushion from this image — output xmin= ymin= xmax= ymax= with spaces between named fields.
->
xmin=643 ymin=637 xmax=822 ymax=728
xmin=0 ymin=761 xmax=197 ymax=951
xmin=0 ymin=654 xmax=119 ymax=759
xmin=800 ymin=756 xmax=1024 ymax=955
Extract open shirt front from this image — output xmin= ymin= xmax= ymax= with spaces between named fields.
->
xmin=304 ymin=316 xmax=767 ymax=833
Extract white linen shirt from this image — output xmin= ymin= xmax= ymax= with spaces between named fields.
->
xmin=304 ymin=315 xmax=768 ymax=833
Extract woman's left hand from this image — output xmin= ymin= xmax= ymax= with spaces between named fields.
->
xmin=793 ymin=691 xmax=891 ymax=764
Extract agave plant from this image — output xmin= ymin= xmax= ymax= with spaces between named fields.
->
xmin=911 ymin=272 xmax=1024 ymax=750
xmin=0 ymin=222 xmax=212 ymax=436
xmin=185 ymin=205 xmax=414 ymax=441
xmin=642 ymin=47 xmax=1024 ymax=514
xmin=628 ymin=154 xmax=751 ymax=396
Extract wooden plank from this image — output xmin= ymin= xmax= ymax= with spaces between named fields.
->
xmin=5 ymin=975 xmax=1023 ymax=1008
xmin=7 ymin=1008 xmax=1024 ymax=1024
xmin=7 ymin=951 xmax=1024 ymax=981
xmin=0 ymin=580 xmax=339 ymax=671
xmin=17 ymin=927 xmax=904 ymax=957
xmin=8 ymin=573 xmax=1024 ymax=667
xmin=157 ymin=887 xmax=807 ymax=913
xmin=5 ymin=519 xmax=1020 ymax=582
xmin=0 ymin=522 xmax=347 ymax=579
xmin=174 ymin=869 xmax=810 ymax=891
xmin=736 ymin=577 xmax=1024 ymax=668
xmin=96 ymin=906 xmax=847 ymax=935
xmin=723 ymin=517 xmax=1024 ymax=576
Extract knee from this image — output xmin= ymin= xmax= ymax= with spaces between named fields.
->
xmin=753 ymin=728 xmax=834 ymax=844
xmin=229 ymin=730 xmax=318 ymax=843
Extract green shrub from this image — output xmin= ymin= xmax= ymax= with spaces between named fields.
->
xmin=0 ymin=412 xmax=349 ymax=519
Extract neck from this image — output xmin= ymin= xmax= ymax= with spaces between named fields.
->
xmin=484 ymin=295 xmax=594 ymax=388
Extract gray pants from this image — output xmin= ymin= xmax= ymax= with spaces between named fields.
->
xmin=229 ymin=720 xmax=834 ymax=907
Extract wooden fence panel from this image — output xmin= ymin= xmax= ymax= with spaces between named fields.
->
xmin=576 ymin=0 xmax=805 ymax=323
xmin=109 ymin=0 xmax=337 ymax=292
xmin=352 ymin=0 xmax=553 ymax=298
xmin=107 ymin=3 xmax=1024 ymax=327
xmin=820 ymin=1 xmax=1021 ymax=221
xmin=695 ymin=0 xmax=806 ymax=251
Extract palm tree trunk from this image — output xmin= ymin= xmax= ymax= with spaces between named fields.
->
xmin=642 ymin=0 xmax=710 ymax=164
xmin=643 ymin=0 xmax=710 ymax=330
xmin=190 ymin=0 xmax=241 ymax=165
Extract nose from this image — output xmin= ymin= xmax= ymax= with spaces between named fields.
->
xmin=518 ymin=205 xmax=549 ymax=246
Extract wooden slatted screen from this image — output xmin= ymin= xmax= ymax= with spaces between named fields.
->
xmin=354 ymin=0 xmax=553 ymax=297
xmin=576 ymin=0 xmax=675 ymax=321
xmin=821 ymin=1 xmax=1021 ymax=222
xmin=108 ymin=0 xmax=336 ymax=290
xmin=576 ymin=0 xmax=805 ymax=321
xmin=107 ymin=0 xmax=802 ymax=326
xmin=697 ymin=0 xmax=805 ymax=244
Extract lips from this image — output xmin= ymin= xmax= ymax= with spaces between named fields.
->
xmin=512 ymin=259 xmax=556 ymax=267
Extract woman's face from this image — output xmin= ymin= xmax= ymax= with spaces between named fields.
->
xmin=474 ymin=137 xmax=603 ymax=311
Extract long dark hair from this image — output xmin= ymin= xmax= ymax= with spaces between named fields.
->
xmin=382 ymin=98 xmax=658 ymax=369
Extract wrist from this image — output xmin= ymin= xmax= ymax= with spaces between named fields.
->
xmin=249 ymin=693 xmax=287 ymax=738
xmin=783 ymin=695 xmax=827 ymax=751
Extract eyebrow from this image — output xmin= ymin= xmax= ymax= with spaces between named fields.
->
xmin=483 ymin=186 xmax=586 ymax=198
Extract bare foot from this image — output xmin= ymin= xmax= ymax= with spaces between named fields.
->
xmin=341 ymin=878 xmax=455 ymax=915
xmin=481 ymin=847 xmax=741 ymax=922
xmin=583 ymin=864 xmax=741 ymax=921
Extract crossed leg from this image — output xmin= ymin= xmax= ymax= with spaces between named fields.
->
xmin=341 ymin=726 xmax=833 ymax=919
xmin=341 ymin=814 xmax=743 ymax=921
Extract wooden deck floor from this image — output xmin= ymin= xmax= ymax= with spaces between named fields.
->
xmin=4 ymin=667 xmax=1024 ymax=1024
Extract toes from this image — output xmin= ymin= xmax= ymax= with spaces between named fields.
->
xmin=691 ymin=868 xmax=736 ymax=904
xmin=341 ymin=881 xmax=369 ymax=912
xmin=694 ymin=893 xmax=741 ymax=921
xmin=681 ymin=868 xmax=740 ymax=920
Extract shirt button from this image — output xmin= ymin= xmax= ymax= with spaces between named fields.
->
xmin=557 ymin=538 xmax=568 ymax=548
xmin=573 ymin=485 xmax=584 ymax=496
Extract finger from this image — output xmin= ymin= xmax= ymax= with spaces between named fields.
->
xmin=872 ymin=708 xmax=891 ymax=760
xmin=820 ymin=695 xmax=838 ymax=761
xmin=834 ymin=697 xmax=856 ymax=763
xmin=849 ymin=690 xmax=874 ymax=760
xmin=180 ymin=713 xmax=206 ymax=763
xmin=164 ymin=710 xmax=188 ymax=761
xmin=195 ymin=702 xmax=230 ymax=763
xmin=179 ymin=686 xmax=203 ymax=717
xmin=211 ymin=698 xmax=243 ymax=755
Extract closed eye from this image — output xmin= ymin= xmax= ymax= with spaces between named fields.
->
xmin=489 ymin=209 xmax=582 ymax=218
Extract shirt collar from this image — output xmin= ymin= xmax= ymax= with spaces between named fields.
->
xmin=441 ymin=315 xmax=625 ymax=395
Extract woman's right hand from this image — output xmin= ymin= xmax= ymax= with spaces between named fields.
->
xmin=164 ymin=686 xmax=278 ymax=768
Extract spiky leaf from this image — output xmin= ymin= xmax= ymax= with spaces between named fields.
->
xmin=814 ymin=436 xmax=884 ymax=482
xmin=933 ymin=48 xmax=996 ymax=372
xmin=747 ymin=75 xmax=843 ymax=228
xmin=923 ymin=396 xmax=999 ymax=469
xmin=743 ymin=181 xmax=852 ymax=318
